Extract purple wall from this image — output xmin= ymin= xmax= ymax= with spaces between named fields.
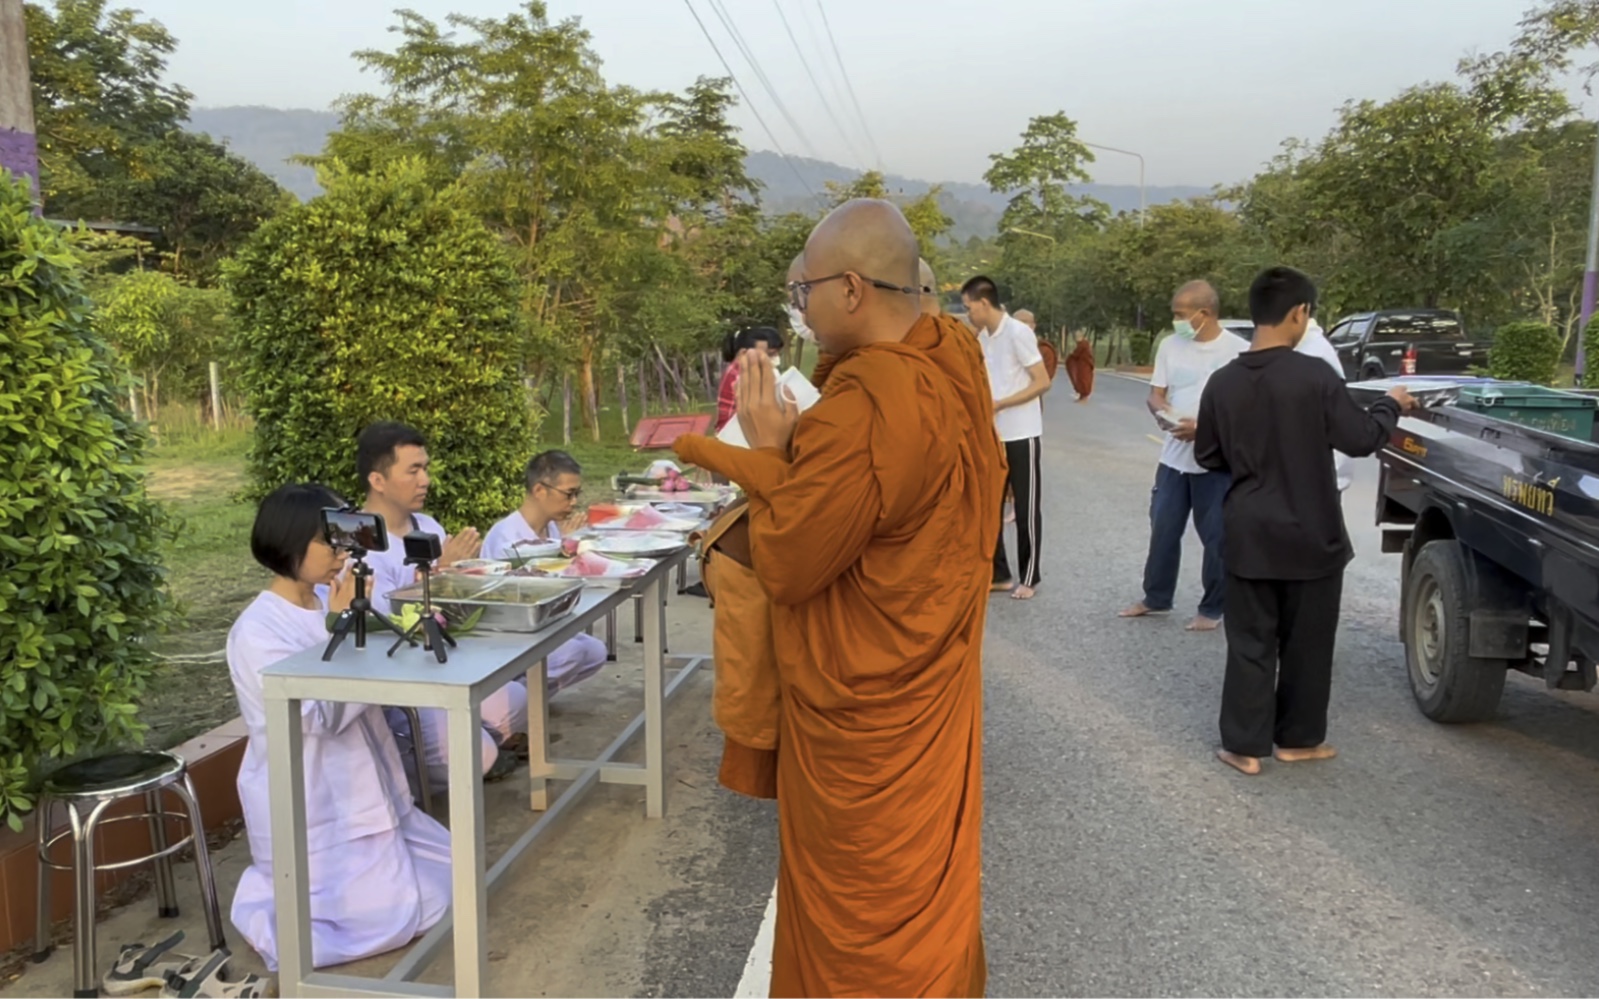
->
xmin=0 ymin=126 xmax=38 ymax=199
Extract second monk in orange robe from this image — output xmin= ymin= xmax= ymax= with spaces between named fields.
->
xmin=677 ymin=200 xmax=1004 ymax=998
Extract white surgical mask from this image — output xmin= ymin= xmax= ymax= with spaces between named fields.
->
xmin=1173 ymin=316 xmax=1199 ymax=340
xmin=786 ymin=305 xmax=815 ymax=344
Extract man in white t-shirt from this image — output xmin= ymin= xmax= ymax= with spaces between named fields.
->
xmin=481 ymin=449 xmax=608 ymax=693
xmin=1119 ymin=281 xmax=1248 ymax=631
xmin=1296 ymin=319 xmax=1353 ymax=492
xmin=349 ymin=421 xmax=523 ymax=786
xmin=961 ymin=275 xmax=1052 ymax=600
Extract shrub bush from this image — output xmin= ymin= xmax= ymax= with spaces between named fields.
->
xmin=0 ymin=173 xmax=175 ymax=830
xmin=1129 ymin=328 xmax=1155 ymax=367
xmin=1488 ymin=321 xmax=1562 ymax=385
xmin=227 ymin=160 xmax=539 ymax=530
xmin=1583 ymin=316 xmax=1599 ymax=389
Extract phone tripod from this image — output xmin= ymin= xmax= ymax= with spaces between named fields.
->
xmin=321 ymin=552 xmax=406 ymax=661
xmin=388 ymin=555 xmax=456 ymax=664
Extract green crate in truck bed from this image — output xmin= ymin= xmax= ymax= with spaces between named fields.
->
xmin=1453 ymin=384 xmax=1597 ymax=440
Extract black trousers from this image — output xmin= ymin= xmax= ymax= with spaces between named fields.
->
xmin=994 ymin=436 xmax=1043 ymax=589
xmin=1218 ymin=571 xmax=1344 ymax=758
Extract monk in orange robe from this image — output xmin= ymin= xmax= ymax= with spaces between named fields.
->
xmin=677 ymin=201 xmax=1004 ymax=998
xmin=1065 ymin=332 xmax=1096 ymax=401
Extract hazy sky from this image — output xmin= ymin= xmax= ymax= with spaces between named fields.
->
xmin=141 ymin=0 xmax=1584 ymax=189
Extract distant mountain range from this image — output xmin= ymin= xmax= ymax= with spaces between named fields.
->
xmin=186 ymin=107 xmax=1210 ymax=240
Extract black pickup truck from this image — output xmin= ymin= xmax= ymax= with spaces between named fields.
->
xmin=1366 ymin=379 xmax=1599 ymax=722
xmin=1326 ymin=309 xmax=1491 ymax=381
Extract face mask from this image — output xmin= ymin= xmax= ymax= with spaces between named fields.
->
xmin=786 ymin=305 xmax=815 ymax=343
xmin=1173 ymin=318 xmax=1198 ymax=340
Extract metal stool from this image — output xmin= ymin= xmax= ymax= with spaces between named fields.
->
xmin=33 ymin=750 xmax=226 ymax=998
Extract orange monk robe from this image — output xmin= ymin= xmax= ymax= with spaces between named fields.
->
xmin=677 ymin=314 xmax=1005 ymax=999
xmin=1066 ymin=337 xmax=1096 ymax=400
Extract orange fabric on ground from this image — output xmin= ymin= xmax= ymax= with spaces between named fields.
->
xmin=676 ymin=314 xmax=1003 ymax=999
xmin=1066 ymin=338 xmax=1095 ymax=399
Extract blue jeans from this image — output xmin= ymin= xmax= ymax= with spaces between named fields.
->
xmin=1141 ymin=463 xmax=1229 ymax=619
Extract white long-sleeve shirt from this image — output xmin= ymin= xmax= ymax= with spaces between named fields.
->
xmin=1297 ymin=322 xmax=1354 ymax=493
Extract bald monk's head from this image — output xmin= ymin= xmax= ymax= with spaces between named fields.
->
xmin=798 ymin=199 xmax=923 ymax=353
xmin=1014 ymin=309 xmax=1036 ymax=331
xmin=918 ymin=258 xmax=940 ymax=316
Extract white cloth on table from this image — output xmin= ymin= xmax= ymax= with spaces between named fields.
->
xmin=226 ymin=590 xmax=451 ymax=972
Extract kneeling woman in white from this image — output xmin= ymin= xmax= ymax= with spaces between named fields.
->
xmin=228 ymin=483 xmax=452 ymax=971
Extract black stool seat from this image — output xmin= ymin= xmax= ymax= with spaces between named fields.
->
xmin=44 ymin=752 xmax=185 ymax=801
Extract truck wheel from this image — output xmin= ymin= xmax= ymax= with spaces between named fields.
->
xmin=1404 ymin=540 xmax=1508 ymax=723
xmin=1362 ymin=363 xmax=1386 ymax=381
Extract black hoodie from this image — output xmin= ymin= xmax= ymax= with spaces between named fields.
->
xmin=1194 ymin=346 xmax=1401 ymax=581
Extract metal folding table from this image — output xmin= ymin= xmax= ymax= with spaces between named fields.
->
xmin=260 ymin=551 xmax=706 ymax=997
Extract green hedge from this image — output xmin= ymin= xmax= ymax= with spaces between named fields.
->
xmin=1130 ymin=329 xmax=1155 ymax=367
xmin=227 ymin=160 xmax=539 ymax=530
xmin=1488 ymin=321 xmax=1562 ymax=385
xmin=0 ymin=173 xmax=175 ymax=830
xmin=1583 ymin=316 xmax=1599 ymax=389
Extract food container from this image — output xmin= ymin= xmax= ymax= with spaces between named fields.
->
xmin=586 ymin=532 xmax=688 ymax=558
xmin=388 ymin=575 xmax=584 ymax=634
xmin=441 ymin=558 xmax=511 ymax=575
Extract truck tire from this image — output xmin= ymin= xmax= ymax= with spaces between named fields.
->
xmin=1404 ymin=540 xmax=1508 ymax=723
xmin=1361 ymin=362 xmax=1386 ymax=381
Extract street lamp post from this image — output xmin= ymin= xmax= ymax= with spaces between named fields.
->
xmin=1081 ymin=140 xmax=1147 ymax=330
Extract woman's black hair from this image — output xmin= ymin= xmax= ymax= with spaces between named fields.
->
xmin=736 ymin=326 xmax=785 ymax=353
xmin=251 ymin=482 xmax=346 ymax=579
xmin=721 ymin=329 xmax=742 ymax=364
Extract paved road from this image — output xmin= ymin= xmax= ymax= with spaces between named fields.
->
xmin=641 ymin=373 xmax=1599 ymax=998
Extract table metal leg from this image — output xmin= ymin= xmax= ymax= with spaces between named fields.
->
xmin=526 ymin=658 xmax=551 ymax=811
xmin=446 ymin=705 xmax=489 ymax=997
xmin=604 ymin=608 xmax=618 ymax=662
xmin=265 ymin=697 xmax=313 ymax=997
xmin=641 ymin=576 xmax=667 ymax=818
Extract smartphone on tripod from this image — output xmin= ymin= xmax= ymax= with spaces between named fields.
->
xmin=320 ymin=506 xmax=406 ymax=661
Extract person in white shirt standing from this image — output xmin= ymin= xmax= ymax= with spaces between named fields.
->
xmin=961 ymin=276 xmax=1052 ymax=601
xmin=1120 ymin=280 xmax=1249 ymax=631
xmin=1296 ymin=319 xmax=1353 ymax=493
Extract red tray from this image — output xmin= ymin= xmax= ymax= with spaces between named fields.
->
xmin=629 ymin=413 xmax=714 ymax=450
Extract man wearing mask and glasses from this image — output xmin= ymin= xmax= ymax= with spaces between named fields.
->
xmin=1120 ymin=280 xmax=1249 ymax=632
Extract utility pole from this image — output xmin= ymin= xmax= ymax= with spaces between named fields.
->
xmin=0 ymin=0 xmax=39 ymax=204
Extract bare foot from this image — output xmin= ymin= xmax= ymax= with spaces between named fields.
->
xmin=992 ymin=580 xmax=1015 ymax=594
xmin=1011 ymin=585 xmax=1036 ymax=601
xmin=1185 ymin=615 xmax=1221 ymax=632
xmin=1004 ymin=506 xmax=1016 ymax=524
xmin=1216 ymin=749 xmax=1262 ymax=775
xmin=1273 ymin=744 xmax=1337 ymax=763
xmin=1118 ymin=602 xmax=1168 ymax=618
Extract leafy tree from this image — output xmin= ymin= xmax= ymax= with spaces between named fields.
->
xmin=24 ymin=0 xmax=190 ymax=216
xmin=226 ymin=160 xmax=537 ymax=530
xmin=823 ymin=170 xmax=953 ymax=262
xmin=0 ymin=172 xmax=175 ymax=831
xmin=94 ymin=270 xmax=232 ymax=418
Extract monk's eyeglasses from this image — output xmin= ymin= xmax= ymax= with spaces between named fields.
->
xmin=787 ymin=272 xmax=921 ymax=311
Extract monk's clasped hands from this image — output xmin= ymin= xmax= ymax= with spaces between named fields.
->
xmin=735 ymin=348 xmax=800 ymax=454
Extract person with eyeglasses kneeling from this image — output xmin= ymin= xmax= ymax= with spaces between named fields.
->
xmin=480 ymin=450 xmax=609 ymax=694
xmin=229 ymin=483 xmax=451 ymax=972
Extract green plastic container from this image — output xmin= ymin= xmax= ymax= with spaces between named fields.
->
xmin=1454 ymin=384 xmax=1597 ymax=440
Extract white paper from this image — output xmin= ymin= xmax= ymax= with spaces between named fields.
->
xmin=717 ymin=367 xmax=822 ymax=449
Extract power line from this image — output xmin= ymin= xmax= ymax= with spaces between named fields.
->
xmin=705 ymin=0 xmax=820 ymax=161
xmin=814 ymin=0 xmax=883 ymax=169
xmin=794 ymin=0 xmax=864 ymax=163
xmin=771 ymin=0 xmax=866 ymax=167
xmin=680 ymin=0 xmax=815 ymax=198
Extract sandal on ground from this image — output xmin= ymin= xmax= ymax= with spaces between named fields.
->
xmin=161 ymin=950 xmax=269 ymax=999
xmin=104 ymin=931 xmax=200 ymax=996
xmin=484 ymin=746 xmax=521 ymax=782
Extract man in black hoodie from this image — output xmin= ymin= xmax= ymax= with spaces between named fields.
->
xmin=1195 ymin=267 xmax=1414 ymax=776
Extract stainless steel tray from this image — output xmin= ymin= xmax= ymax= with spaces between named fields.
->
xmin=388 ymin=575 xmax=584 ymax=634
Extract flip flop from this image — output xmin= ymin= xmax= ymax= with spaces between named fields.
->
xmin=104 ymin=931 xmax=199 ymax=996
xmin=161 ymin=950 xmax=269 ymax=999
